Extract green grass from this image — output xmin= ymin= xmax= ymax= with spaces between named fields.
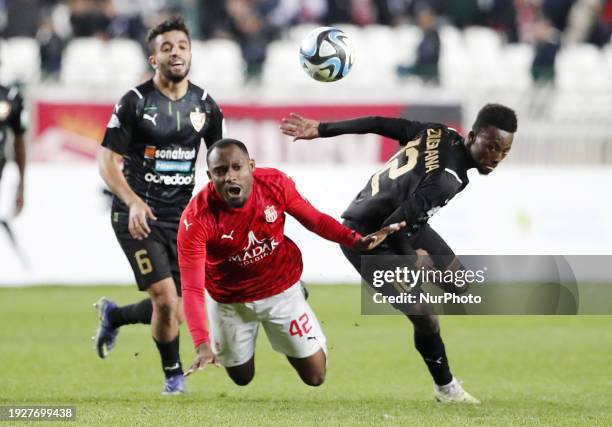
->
xmin=0 ymin=285 xmax=611 ymax=426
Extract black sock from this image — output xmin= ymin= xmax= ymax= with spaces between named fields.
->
xmin=414 ymin=331 xmax=453 ymax=386
xmin=107 ymin=299 xmax=153 ymax=328
xmin=154 ymin=335 xmax=183 ymax=378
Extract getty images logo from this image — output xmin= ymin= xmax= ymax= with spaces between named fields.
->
xmin=228 ymin=231 xmax=279 ymax=266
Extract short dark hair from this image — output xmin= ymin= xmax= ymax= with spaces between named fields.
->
xmin=472 ymin=103 xmax=518 ymax=134
xmin=206 ymin=139 xmax=250 ymax=164
xmin=147 ymin=16 xmax=190 ymax=53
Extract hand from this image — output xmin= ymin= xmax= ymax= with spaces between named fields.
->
xmin=184 ymin=342 xmax=219 ymax=377
xmin=127 ymin=197 xmax=157 ymax=240
xmin=354 ymin=221 xmax=406 ymax=251
xmin=280 ymin=113 xmax=320 ymax=141
xmin=14 ymin=183 xmax=24 ymax=216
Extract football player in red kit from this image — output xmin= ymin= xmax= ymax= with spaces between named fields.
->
xmin=178 ymin=138 xmax=404 ymax=386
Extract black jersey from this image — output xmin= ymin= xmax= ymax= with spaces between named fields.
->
xmin=0 ymin=85 xmax=26 ymax=161
xmin=101 ymin=79 xmax=225 ymax=225
xmin=319 ymin=116 xmax=476 ymax=235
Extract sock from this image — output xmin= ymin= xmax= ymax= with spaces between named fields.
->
xmin=154 ymin=335 xmax=183 ymax=378
xmin=414 ymin=331 xmax=453 ymax=386
xmin=107 ymin=299 xmax=153 ymax=328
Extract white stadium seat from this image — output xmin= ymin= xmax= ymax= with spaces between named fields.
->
xmin=0 ymin=37 xmax=41 ymax=84
xmin=106 ymin=39 xmax=146 ymax=87
xmin=61 ymin=38 xmax=111 ymax=86
xmin=190 ymin=39 xmax=244 ymax=90
xmin=555 ymin=44 xmax=610 ymax=90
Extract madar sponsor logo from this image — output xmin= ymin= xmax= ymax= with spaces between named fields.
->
xmin=229 ymin=231 xmax=279 ymax=266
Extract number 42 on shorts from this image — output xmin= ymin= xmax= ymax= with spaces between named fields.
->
xmin=289 ymin=313 xmax=312 ymax=337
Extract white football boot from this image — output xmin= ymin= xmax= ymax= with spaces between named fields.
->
xmin=433 ymin=377 xmax=480 ymax=404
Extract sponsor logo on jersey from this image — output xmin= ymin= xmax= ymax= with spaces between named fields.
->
xmin=143 ymin=146 xmax=197 ymax=161
xmin=144 ymin=146 xmax=156 ymax=159
xmin=228 ymin=231 xmax=279 ymax=266
xmin=155 ymin=160 xmax=192 ymax=172
xmin=264 ymin=205 xmax=278 ymax=223
xmin=143 ymin=113 xmax=158 ymax=126
xmin=0 ymin=101 xmax=11 ymax=120
xmin=190 ymin=108 xmax=206 ymax=132
xmin=144 ymin=172 xmax=194 ymax=186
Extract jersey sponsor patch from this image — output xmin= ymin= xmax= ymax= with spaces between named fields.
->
xmin=144 ymin=172 xmax=194 ymax=186
xmin=155 ymin=160 xmax=191 ymax=172
xmin=228 ymin=231 xmax=279 ymax=266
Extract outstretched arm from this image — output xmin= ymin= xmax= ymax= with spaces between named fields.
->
xmin=177 ymin=214 xmax=218 ymax=376
xmin=282 ymin=174 xmax=404 ymax=250
xmin=280 ymin=113 xmax=426 ymax=144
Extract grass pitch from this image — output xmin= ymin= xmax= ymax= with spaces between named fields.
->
xmin=0 ymin=285 xmax=610 ymax=426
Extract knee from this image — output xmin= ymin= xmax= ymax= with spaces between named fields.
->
xmin=151 ymin=293 xmax=179 ymax=317
xmin=303 ymin=372 xmax=325 ymax=387
xmin=230 ymin=374 xmax=254 ymax=386
xmin=410 ymin=314 xmax=440 ymax=334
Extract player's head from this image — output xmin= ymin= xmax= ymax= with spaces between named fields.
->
xmin=147 ymin=16 xmax=192 ymax=83
xmin=466 ymin=103 xmax=517 ymax=175
xmin=207 ymin=139 xmax=256 ymax=208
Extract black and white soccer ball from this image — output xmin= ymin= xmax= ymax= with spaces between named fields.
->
xmin=299 ymin=27 xmax=355 ymax=82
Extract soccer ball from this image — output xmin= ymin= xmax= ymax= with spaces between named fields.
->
xmin=299 ymin=27 xmax=355 ymax=82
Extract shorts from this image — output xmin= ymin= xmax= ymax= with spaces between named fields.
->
xmin=341 ymin=220 xmax=456 ymax=272
xmin=206 ymin=282 xmax=327 ymax=367
xmin=111 ymin=213 xmax=181 ymax=296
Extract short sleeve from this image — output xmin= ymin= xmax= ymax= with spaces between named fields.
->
xmin=101 ymin=91 xmax=139 ymax=155
xmin=203 ymin=95 xmax=225 ymax=148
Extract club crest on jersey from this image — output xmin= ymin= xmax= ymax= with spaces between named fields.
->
xmin=0 ymin=101 xmax=11 ymax=120
xmin=264 ymin=205 xmax=278 ymax=223
xmin=190 ymin=108 xmax=206 ymax=132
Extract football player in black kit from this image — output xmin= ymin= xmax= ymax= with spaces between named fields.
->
xmin=0 ymin=84 xmax=26 ymax=258
xmin=95 ymin=17 xmax=225 ymax=394
xmin=280 ymin=104 xmax=517 ymax=403
xmin=0 ymin=84 xmax=26 ymax=217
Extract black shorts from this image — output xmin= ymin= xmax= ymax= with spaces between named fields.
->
xmin=342 ymin=220 xmax=461 ymax=314
xmin=111 ymin=213 xmax=181 ymax=296
xmin=341 ymin=220 xmax=455 ymax=274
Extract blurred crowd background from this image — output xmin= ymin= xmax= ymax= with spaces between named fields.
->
xmin=1 ymin=0 xmax=611 ymax=85
xmin=0 ymin=0 xmax=611 ymax=166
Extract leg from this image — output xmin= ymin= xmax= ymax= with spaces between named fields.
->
xmin=205 ymin=291 xmax=259 ymax=385
xmin=287 ymin=349 xmax=326 ymax=387
xmin=225 ymin=356 xmax=256 ymax=386
xmin=258 ymin=282 xmax=328 ymax=387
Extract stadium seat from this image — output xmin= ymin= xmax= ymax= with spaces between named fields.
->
xmin=499 ymin=44 xmax=533 ymax=89
xmin=190 ymin=39 xmax=244 ymax=90
xmin=61 ymin=38 xmax=111 ymax=86
xmin=107 ymin=39 xmax=146 ymax=87
xmin=555 ymin=44 xmax=610 ymax=90
xmin=262 ymin=40 xmax=306 ymax=87
xmin=0 ymin=37 xmax=41 ymax=84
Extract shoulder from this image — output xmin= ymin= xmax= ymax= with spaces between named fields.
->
xmin=254 ymin=167 xmax=290 ymax=184
xmin=118 ymin=80 xmax=153 ymax=105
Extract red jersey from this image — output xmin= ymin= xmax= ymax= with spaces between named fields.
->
xmin=178 ymin=167 xmax=362 ymax=347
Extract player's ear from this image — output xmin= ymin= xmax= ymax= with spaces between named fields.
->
xmin=148 ymin=55 xmax=157 ymax=70
xmin=466 ymin=131 xmax=476 ymax=146
xmin=206 ymin=170 xmax=211 ymax=180
xmin=249 ymin=159 xmax=256 ymax=171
